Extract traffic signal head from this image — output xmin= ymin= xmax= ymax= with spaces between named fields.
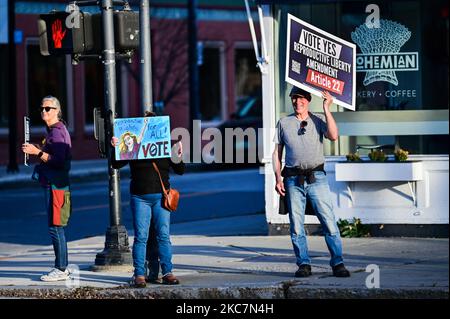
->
xmin=114 ymin=11 xmax=140 ymax=51
xmin=38 ymin=10 xmax=139 ymax=57
xmin=38 ymin=11 xmax=94 ymax=56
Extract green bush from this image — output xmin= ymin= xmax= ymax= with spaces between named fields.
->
xmin=368 ymin=150 xmax=387 ymax=162
xmin=337 ymin=218 xmax=371 ymax=238
xmin=394 ymin=149 xmax=409 ymax=161
xmin=346 ymin=153 xmax=361 ymax=162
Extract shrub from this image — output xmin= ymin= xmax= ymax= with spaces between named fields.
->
xmin=368 ymin=149 xmax=387 ymax=162
xmin=394 ymin=148 xmax=409 ymax=161
xmin=337 ymin=218 xmax=371 ymax=237
xmin=346 ymin=153 xmax=361 ymax=162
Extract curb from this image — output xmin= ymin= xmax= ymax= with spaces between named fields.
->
xmin=0 ymin=285 xmax=447 ymax=299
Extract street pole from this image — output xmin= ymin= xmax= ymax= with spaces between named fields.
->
xmin=7 ymin=0 xmax=18 ymax=173
xmin=188 ymin=0 xmax=200 ymax=162
xmin=94 ymin=0 xmax=132 ymax=268
xmin=188 ymin=0 xmax=200 ymax=124
xmin=140 ymin=0 xmax=152 ymax=113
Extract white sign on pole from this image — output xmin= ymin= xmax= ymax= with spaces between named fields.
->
xmin=0 ymin=0 xmax=8 ymax=44
xmin=24 ymin=116 xmax=30 ymax=166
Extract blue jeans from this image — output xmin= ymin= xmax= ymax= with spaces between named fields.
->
xmin=146 ymin=223 xmax=160 ymax=279
xmin=130 ymin=193 xmax=173 ymax=277
xmin=284 ymin=171 xmax=344 ymax=267
xmin=44 ymin=187 xmax=68 ymax=271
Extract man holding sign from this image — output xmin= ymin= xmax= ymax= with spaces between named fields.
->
xmin=272 ymin=86 xmax=350 ymax=278
xmin=274 ymin=13 xmax=352 ymax=278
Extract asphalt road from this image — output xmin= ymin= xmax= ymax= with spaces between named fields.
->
xmin=0 ymin=169 xmax=264 ymax=247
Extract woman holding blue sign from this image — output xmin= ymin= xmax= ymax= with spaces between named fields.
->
xmin=112 ymin=111 xmax=184 ymax=288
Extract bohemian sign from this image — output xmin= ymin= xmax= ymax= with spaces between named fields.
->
xmin=114 ymin=116 xmax=171 ymax=161
xmin=286 ymin=14 xmax=356 ymax=111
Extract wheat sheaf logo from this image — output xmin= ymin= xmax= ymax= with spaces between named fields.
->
xmin=351 ymin=19 xmax=418 ymax=86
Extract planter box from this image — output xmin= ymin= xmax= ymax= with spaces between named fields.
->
xmin=335 ymin=161 xmax=424 ymax=181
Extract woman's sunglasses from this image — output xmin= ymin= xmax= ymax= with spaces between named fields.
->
xmin=298 ymin=120 xmax=308 ymax=135
xmin=41 ymin=107 xmax=57 ymax=112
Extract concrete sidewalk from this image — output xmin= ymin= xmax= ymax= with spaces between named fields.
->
xmin=0 ymin=214 xmax=448 ymax=299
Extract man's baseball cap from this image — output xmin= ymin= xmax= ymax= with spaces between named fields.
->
xmin=289 ymin=86 xmax=312 ymax=102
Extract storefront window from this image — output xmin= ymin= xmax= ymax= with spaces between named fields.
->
xmin=235 ymin=48 xmax=262 ymax=101
xmin=273 ymin=0 xmax=449 ymax=155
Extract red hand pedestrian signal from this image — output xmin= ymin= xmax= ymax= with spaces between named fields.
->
xmin=51 ymin=19 xmax=67 ymax=49
xmin=39 ymin=10 xmax=139 ymax=56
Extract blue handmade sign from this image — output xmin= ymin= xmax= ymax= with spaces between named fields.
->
xmin=114 ymin=116 xmax=171 ymax=161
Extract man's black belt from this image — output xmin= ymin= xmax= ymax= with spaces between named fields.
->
xmin=281 ymin=163 xmax=325 ymax=184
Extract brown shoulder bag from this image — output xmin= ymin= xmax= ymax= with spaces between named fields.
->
xmin=152 ymin=162 xmax=180 ymax=212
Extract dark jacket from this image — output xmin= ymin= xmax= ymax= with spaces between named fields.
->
xmin=112 ymin=157 xmax=185 ymax=195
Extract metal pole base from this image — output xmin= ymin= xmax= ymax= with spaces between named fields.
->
xmin=93 ymin=225 xmax=133 ymax=270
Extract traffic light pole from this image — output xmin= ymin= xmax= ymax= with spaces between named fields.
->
xmin=188 ymin=0 xmax=201 ymax=162
xmin=188 ymin=0 xmax=200 ymax=125
xmin=140 ymin=0 xmax=152 ymax=113
xmin=94 ymin=0 xmax=132 ymax=268
xmin=7 ymin=0 xmax=18 ymax=173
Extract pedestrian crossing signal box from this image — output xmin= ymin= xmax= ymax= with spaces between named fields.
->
xmin=38 ymin=11 xmax=94 ymax=56
xmin=38 ymin=11 xmax=139 ymax=57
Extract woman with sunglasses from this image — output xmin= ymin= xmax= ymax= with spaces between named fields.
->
xmin=22 ymin=95 xmax=72 ymax=282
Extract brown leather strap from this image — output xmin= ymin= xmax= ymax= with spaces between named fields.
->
xmin=152 ymin=162 xmax=167 ymax=194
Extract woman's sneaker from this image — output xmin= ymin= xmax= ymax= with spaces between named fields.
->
xmin=40 ymin=268 xmax=70 ymax=282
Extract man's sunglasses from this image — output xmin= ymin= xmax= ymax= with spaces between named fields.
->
xmin=298 ymin=120 xmax=308 ymax=135
xmin=41 ymin=107 xmax=57 ymax=112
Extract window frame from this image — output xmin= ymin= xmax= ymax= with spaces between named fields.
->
xmin=199 ymin=41 xmax=227 ymax=127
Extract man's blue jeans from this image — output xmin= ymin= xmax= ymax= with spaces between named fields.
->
xmin=284 ymin=171 xmax=344 ymax=267
xmin=44 ymin=187 xmax=68 ymax=271
xmin=130 ymin=193 xmax=173 ymax=277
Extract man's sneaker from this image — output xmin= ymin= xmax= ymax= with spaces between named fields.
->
xmin=40 ymin=268 xmax=70 ymax=282
xmin=332 ymin=263 xmax=351 ymax=277
xmin=295 ymin=264 xmax=312 ymax=277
